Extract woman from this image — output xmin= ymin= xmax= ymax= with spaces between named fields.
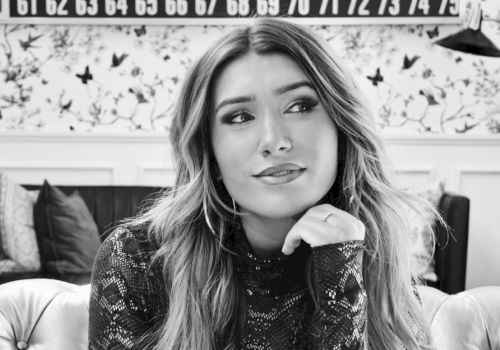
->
xmin=89 ymin=18 xmax=434 ymax=349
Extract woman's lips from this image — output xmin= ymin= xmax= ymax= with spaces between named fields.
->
xmin=253 ymin=164 xmax=306 ymax=185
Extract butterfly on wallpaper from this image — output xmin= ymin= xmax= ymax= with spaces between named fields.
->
xmin=76 ymin=66 xmax=93 ymax=84
xmin=402 ymin=54 xmax=420 ymax=70
xmin=163 ymin=54 xmax=171 ymax=61
xmin=426 ymin=26 xmax=439 ymax=39
xmin=19 ymin=33 xmax=43 ymax=51
xmin=128 ymin=86 xmax=148 ymax=103
xmin=111 ymin=53 xmax=128 ymax=68
xmin=134 ymin=25 xmax=146 ymax=37
xmin=366 ymin=68 xmax=383 ymax=86
xmin=419 ymin=89 xmax=439 ymax=105
xmin=455 ymin=57 xmax=463 ymax=63
xmin=60 ymin=100 xmax=72 ymax=112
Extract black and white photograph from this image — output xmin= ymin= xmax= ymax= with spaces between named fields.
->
xmin=0 ymin=0 xmax=499 ymax=349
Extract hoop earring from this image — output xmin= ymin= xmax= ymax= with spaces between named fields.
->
xmin=203 ymin=199 xmax=216 ymax=235
xmin=231 ymin=197 xmax=238 ymax=222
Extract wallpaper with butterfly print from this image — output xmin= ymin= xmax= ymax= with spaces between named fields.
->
xmin=0 ymin=0 xmax=499 ymax=134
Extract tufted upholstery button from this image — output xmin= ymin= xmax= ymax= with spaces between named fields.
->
xmin=17 ymin=340 xmax=28 ymax=349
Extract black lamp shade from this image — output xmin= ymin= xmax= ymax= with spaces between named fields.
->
xmin=435 ymin=28 xmax=500 ymax=57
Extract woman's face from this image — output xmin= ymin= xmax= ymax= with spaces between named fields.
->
xmin=210 ymin=52 xmax=339 ymax=219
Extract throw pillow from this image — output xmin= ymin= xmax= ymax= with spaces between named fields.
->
xmin=0 ymin=173 xmax=41 ymax=274
xmin=407 ymin=181 xmax=445 ymax=282
xmin=34 ymin=180 xmax=101 ymax=275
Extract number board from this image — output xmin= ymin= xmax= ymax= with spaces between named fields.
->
xmin=0 ymin=0 xmax=462 ymax=25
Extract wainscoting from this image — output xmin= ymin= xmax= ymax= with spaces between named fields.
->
xmin=1 ymin=132 xmax=499 ymax=289
xmin=384 ymin=135 xmax=500 ymax=289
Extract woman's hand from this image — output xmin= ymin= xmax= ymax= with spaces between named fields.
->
xmin=282 ymin=204 xmax=365 ymax=255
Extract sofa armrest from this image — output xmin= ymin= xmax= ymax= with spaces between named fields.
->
xmin=435 ymin=192 xmax=470 ymax=294
xmin=419 ymin=285 xmax=500 ymax=350
xmin=0 ymin=279 xmax=90 ymax=350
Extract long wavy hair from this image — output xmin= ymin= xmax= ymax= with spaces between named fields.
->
xmin=132 ymin=17 xmax=436 ymax=350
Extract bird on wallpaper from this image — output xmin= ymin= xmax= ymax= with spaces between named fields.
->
xmin=426 ymin=26 xmax=439 ymax=39
xmin=134 ymin=25 xmax=147 ymax=37
xmin=75 ymin=66 xmax=93 ymax=84
xmin=455 ymin=121 xmax=478 ymax=133
xmin=19 ymin=33 xmax=43 ymax=51
xmin=418 ymin=89 xmax=439 ymax=105
xmin=111 ymin=53 xmax=129 ymax=68
xmin=402 ymin=55 xmax=420 ymax=70
xmin=128 ymin=86 xmax=148 ymax=103
xmin=60 ymin=100 xmax=72 ymax=112
xmin=366 ymin=68 xmax=383 ymax=86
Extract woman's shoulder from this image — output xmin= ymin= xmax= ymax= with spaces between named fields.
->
xmin=90 ymin=224 xmax=168 ymax=336
xmin=100 ymin=224 xmax=157 ymax=260
xmin=94 ymin=223 xmax=162 ymax=285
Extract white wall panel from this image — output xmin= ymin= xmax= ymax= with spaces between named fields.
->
xmin=456 ymin=167 xmax=500 ymax=289
xmin=0 ymin=162 xmax=116 ymax=185
xmin=138 ymin=163 xmax=176 ymax=186
xmin=392 ymin=165 xmax=435 ymax=190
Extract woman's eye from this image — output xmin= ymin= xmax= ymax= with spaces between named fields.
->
xmin=222 ymin=111 xmax=254 ymax=124
xmin=287 ymin=98 xmax=318 ymax=114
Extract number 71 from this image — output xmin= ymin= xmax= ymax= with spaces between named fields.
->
xmin=319 ymin=0 xmax=339 ymax=15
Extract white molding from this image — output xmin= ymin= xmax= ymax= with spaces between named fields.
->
xmin=392 ymin=164 xmax=435 ymax=174
xmin=2 ymin=132 xmax=500 ymax=145
xmin=456 ymin=165 xmax=500 ymax=174
xmin=381 ymin=134 xmax=500 ymax=146
xmin=0 ymin=162 xmax=117 ymax=171
xmin=0 ymin=132 xmax=170 ymax=143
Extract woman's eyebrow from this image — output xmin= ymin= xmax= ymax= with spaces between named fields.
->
xmin=215 ymin=96 xmax=255 ymax=114
xmin=214 ymin=81 xmax=314 ymax=114
xmin=273 ymin=81 xmax=314 ymax=95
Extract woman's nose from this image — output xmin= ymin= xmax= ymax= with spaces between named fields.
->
xmin=258 ymin=115 xmax=292 ymax=157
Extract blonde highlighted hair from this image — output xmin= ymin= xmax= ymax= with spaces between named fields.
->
xmin=132 ymin=17 xmax=435 ymax=349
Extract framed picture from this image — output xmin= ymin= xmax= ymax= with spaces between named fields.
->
xmin=0 ymin=0 xmax=462 ymax=25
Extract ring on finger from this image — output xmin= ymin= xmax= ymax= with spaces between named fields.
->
xmin=322 ymin=212 xmax=335 ymax=223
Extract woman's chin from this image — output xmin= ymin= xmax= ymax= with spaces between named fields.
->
xmin=252 ymin=204 xmax=313 ymax=221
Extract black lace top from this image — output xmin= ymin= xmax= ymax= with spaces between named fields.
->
xmin=89 ymin=223 xmax=368 ymax=349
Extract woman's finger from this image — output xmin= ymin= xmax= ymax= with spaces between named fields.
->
xmin=282 ymin=204 xmax=365 ymax=255
xmin=281 ymin=224 xmax=303 ymax=255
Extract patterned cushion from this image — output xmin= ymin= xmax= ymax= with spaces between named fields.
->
xmin=407 ymin=181 xmax=445 ymax=282
xmin=0 ymin=173 xmax=41 ymax=274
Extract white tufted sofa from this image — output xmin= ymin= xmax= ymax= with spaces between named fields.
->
xmin=0 ymin=279 xmax=499 ymax=349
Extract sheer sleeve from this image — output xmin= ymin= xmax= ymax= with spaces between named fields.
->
xmin=88 ymin=226 xmax=163 ymax=350
xmin=309 ymin=240 xmax=368 ymax=349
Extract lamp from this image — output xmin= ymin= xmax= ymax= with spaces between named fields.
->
xmin=435 ymin=3 xmax=500 ymax=57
